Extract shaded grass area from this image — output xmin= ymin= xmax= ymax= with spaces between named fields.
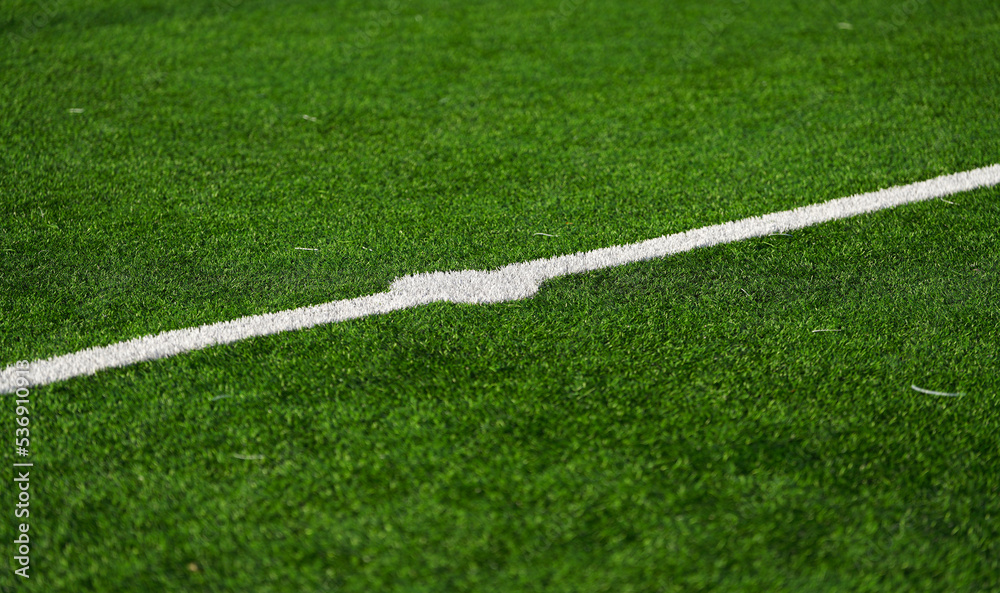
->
xmin=8 ymin=189 xmax=1000 ymax=592
xmin=1 ymin=0 xmax=1000 ymax=591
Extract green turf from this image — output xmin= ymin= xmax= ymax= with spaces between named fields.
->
xmin=2 ymin=0 xmax=999 ymax=591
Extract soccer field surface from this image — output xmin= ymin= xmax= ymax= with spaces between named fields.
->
xmin=2 ymin=0 xmax=999 ymax=591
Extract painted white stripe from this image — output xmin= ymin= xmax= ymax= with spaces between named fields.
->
xmin=3 ymin=164 xmax=999 ymax=393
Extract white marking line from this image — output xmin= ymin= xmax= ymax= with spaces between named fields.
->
xmin=911 ymin=384 xmax=964 ymax=397
xmin=2 ymin=164 xmax=998 ymax=393
xmin=294 ymin=247 xmax=320 ymax=251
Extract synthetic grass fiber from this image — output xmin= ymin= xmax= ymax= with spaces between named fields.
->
xmin=1 ymin=0 xmax=999 ymax=591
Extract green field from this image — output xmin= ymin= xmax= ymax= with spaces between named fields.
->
xmin=2 ymin=0 xmax=999 ymax=590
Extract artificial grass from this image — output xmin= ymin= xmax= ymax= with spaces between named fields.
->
xmin=3 ymin=0 xmax=999 ymax=363
xmin=1 ymin=0 xmax=999 ymax=591
xmin=13 ymin=188 xmax=1000 ymax=592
